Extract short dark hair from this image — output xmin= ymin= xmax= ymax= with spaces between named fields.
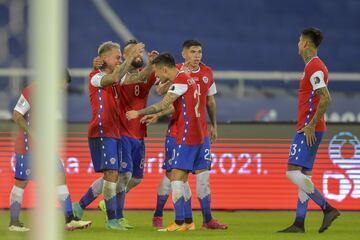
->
xmin=123 ymin=39 xmax=138 ymax=51
xmin=301 ymin=27 xmax=323 ymax=48
xmin=182 ymin=39 xmax=202 ymax=49
xmin=65 ymin=69 xmax=71 ymax=83
xmin=152 ymin=53 xmax=176 ymax=68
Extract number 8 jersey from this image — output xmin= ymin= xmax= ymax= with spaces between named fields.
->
xmin=168 ymin=71 xmax=203 ymax=145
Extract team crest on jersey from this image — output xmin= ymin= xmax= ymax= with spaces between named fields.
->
xmin=202 ymin=76 xmax=209 ymax=83
xmin=314 ymin=77 xmax=321 ymax=84
xmin=110 ymin=157 xmax=116 ymax=165
xmin=121 ymin=161 xmax=127 ymax=169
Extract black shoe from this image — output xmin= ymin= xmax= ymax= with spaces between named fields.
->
xmin=278 ymin=224 xmax=305 ymax=233
xmin=318 ymin=208 xmax=340 ymax=233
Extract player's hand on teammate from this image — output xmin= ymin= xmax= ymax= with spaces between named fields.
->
xmin=155 ymin=81 xmax=171 ymax=96
xmin=93 ymin=56 xmax=103 ymax=69
xmin=126 ymin=110 xmax=139 ymax=120
xmin=297 ymin=123 xmax=316 ymax=146
xmin=210 ymin=125 xmax=218 ymax=143
xmin=148 ymin=50 xmax=159 ymax=63
xmin=140 ymin=114 xmax=159 ymax=126
xmin=180 ymin=61 xmax=191 ymax=76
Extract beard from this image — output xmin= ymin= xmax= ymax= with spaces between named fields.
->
xmin=131 ymin=57 xmax=144 ymax=68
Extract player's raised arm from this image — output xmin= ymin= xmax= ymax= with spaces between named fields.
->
xmin=92 ymin=41 xmax=144 ymax=87
xmin=122 ymin=50 xmax=159 ymax=85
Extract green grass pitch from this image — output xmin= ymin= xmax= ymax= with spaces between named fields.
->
xmin=0 ymin=210 xmax=359 ymax=240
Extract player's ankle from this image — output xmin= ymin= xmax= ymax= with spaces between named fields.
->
xmin=293 ymin=220 xmax=304 ymax=229
xmin=175 ymin=220 xmax=184 ymax=225
xmin=185 ymin=218 xmax=193 ymax=224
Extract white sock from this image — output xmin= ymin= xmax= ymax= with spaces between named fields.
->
xmin=57 ymin=185 xmax=69 ymax=202
xmin=90 ymin=177 xmax=104 ymax=197
xmin=286 ymin=170 xmax=315 ymax=194
xmin=158 ymin=176 xmax=171 ymax=196
xmin=196 ymin=171 xmax=210 ymax=199
xmin=171 ymin=181 xmax=184 ymax=203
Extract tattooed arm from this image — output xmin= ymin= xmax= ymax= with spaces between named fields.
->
xmin=140 ymin=105 xmax=175 ymax=125
xmin=126 ymin=93 xmax=178 ymax=120
xmin=122 ymin=64 xmax=153 ymax=85
xmin=100 ymin=43 xmax=145 ymax=87
xmin=100 ymin=61 xmax=133 ymax=87
xmin=309 ymin=86 xmax=331 ymax=125
xmin=299 ymin=86 xmax=331 ymax=146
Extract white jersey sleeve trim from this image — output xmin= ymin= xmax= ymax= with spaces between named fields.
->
xmin=90 ymin=72 xmax=106 ymax=87
xmin=310 ymin=70 xmax=326 ymax=90
xmin=168 ymin=83 xmax=188 ymax=96
xmin=14 ymin=94 xmax=30 ymax=115
xmin=119 ymin=73 xmax=128 ymax=86
xmin=207 ymin=82 xmax=217 ymax=96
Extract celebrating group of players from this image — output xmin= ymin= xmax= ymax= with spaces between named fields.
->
xmin=8 ymin=27 xmax=340 ymax=234
xmin=9 ymin=39 xmax=228 ymax=232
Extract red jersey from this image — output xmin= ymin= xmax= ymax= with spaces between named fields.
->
xmin=88 ymin=69 xmax=121 ymax=138
xmin=297 ymin=57 xmax=329 ymax=132
xmin=118 ymin=72 xmax=157 ymax=139
xmin=14 ymin=85 xmax=32 ymax=154
xmin=168 ymin=71 xmax=203 ymax=145
xmin=167 ymin=63 xmax=216 ymax=137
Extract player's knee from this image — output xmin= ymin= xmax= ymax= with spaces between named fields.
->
xmin=103 ymin=170 xmax=119 ymax=182
xmin=15 ymin=179 xmax=28 ymax=189
xmin=196 ymin=171 xmax=210 ymax=199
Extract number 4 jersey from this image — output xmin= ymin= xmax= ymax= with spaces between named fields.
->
xmin=168 ymin=71 xmax=203 ymax=145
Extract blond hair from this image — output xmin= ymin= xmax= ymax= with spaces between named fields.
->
xmin=97 ymin=41 xmax=121 ymax=56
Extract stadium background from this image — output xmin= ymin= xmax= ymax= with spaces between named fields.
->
xmin=0 ymin=0 xmax=359 ymax=212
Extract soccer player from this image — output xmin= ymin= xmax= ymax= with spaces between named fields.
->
xmin=9 ymin=70 xmax=92 ymax=232
xmin=85 ymin=40 xmax=148 ymax=230
xmin=143 ymin=40 xmax=227 ymax=230
xmin=126 ymin=52 xmax=203 ymax=232
xmin=73 ymin=40 xmax=158 ymax=229
xmin=278 ymin=27 xmax=340 ymax=233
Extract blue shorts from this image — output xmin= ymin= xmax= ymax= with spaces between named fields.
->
xmin=287 ymin=132 xmax=324 ymax=171
xmin=14 ymin=153 xmax=65 ymax=181
xmin=192 ymin=137 xmax=212 ymax=173
xmin=169 ymin=143 xmax=203 ymax=172
xmin=120 ymin=136 xmax=145 ymax=178
xmin=88 ymin=137 xmax=121 ymax=173
xmin=162 ymin=136 xmax=176 ymax=171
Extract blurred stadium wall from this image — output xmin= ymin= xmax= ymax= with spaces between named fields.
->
xmin=0 ymin=0 xmax=359 ymax=122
